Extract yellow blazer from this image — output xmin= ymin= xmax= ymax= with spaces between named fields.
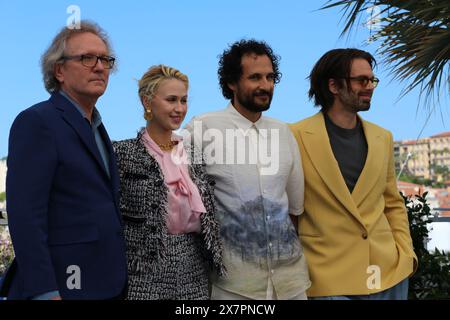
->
xmin=290 ymin=112 xmax=417 ymax=297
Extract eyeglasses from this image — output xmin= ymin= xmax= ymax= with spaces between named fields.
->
xmin=62 ymin=54 xmax=115 ymax=69
xmin=347 ymin=76 xmax=380 ymax=88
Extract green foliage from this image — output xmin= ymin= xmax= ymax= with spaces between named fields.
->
xmin=430 ymin=164 xmax=450 ymax=182
xmin=403 ymin=192 xmax=450 ymax=299
xmin=398 ymin=172 xmax=440 ymax=188
xmin=414 ymin=249 xmax=450 ymax=299
xmin=0 ymin=192 xmax=5 ymax=203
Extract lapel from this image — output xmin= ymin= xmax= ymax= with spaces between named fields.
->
xmin=351 ymin=118 xmax=384 ymax=207
xmin=301 ymin=112 xmax=363 ymax=226
xmin=51 ymin=92 xmax=110 ymax=181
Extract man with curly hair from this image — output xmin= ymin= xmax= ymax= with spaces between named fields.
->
xmin=184 ymin=39 xmax=310 ymax=300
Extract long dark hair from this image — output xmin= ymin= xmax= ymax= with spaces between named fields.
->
xmin=308 ymin=48 xmax=376 ymax=111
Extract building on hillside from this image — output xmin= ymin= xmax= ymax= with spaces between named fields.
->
xmin=395 ymin=132 xmax=450 ymax=181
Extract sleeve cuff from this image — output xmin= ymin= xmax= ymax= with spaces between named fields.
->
xmin=289 ymin=208 xmax=304 ymax=216
xmin=32 ymin=290 xmax=60 ymax=300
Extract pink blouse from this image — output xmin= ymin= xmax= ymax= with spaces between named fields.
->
xmin=141 ymin=129 xmax=206 ymax=234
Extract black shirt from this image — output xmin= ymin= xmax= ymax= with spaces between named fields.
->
xmin=324 ymin=112 xmax=368 ymax=193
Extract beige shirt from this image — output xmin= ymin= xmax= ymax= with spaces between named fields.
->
xmin=184 ymin=104 xmax=311 ymax=299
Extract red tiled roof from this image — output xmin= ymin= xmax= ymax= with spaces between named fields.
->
xmin=397 ymin=181 xmax=424 ymax=197
xmin=431 ymin=132 xmax=450 ymax=138
xmin=402 ymin=140 xmax=417 ymax=145
xmin=397 ymin=181 xmax=423 ymax=187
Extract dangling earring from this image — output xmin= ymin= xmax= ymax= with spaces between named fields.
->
xmin=144 ymin=108 xmax=153 ymax=120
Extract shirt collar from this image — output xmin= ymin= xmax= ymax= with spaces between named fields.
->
xmin=225 ymin=103 xmax=265 ymax=134
xmin=59 ymin=90 xmax=102 ymax=128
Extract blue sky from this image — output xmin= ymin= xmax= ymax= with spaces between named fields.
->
xmin=1 ymin=0 xmax=449 ymax=157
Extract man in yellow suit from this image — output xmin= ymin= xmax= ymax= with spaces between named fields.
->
xmin=290 ymin=48 xmax=417 ymax=300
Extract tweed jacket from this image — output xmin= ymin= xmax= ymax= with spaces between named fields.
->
xmin=113 ymin=131 xmax=224 ymax=278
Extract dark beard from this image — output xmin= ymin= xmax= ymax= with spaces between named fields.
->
xmin=354 ymin=99 xmax=371 ymax=112
xmin=235 ymin=90 xmax=272 ymax=113
xmin=339 ymin=88 xmax=371 ymax=113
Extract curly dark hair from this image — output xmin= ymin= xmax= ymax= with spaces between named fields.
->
xmin=218 ymin=39 xmax=281 ymax=100
xmin=308 ymin=48 xmax=376 ymax=112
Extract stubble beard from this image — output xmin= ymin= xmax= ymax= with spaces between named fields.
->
xmin=339 ymin=89 xmax=371 ymax=113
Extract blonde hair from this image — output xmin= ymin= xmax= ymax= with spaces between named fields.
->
xmin=138 ymin=64 xmax=189 ymax=108
xmin=41 ymin=20 xmax=115 ymax=93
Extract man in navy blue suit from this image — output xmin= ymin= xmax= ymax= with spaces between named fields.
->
xmin=5 ymin=20 xmax=127 ymax=300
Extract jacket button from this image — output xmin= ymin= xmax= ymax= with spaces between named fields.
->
xmin=209 ymin=181 xmax=216 ymax=186
xmin=151 ymin=203 xmax=158 ymax=209
xmin=362 ymin=232 xmax=368 ymax=239
xmin=149 ymin=225 xmax=157 ymax=233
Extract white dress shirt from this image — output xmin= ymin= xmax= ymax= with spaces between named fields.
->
xmin=184 ymin=103 xmax=311 ymax=299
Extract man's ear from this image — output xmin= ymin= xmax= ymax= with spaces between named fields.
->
xmin=54 ymin=63 xmax=64 ymax=83
xmin=227 ymin=82 xmax=236 ymax=94
xmin=328 ymin=78 xmax=339 ymax=95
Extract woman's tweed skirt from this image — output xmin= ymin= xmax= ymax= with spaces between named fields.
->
xmin=126 ymin=233 xmax=209 ymax=300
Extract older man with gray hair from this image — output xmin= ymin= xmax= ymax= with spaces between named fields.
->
xmin=3 ymin=20 xmax=127 ymax=300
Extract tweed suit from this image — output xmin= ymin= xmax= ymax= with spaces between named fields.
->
xmin=113 ymin=131 xmax=224 ymax=300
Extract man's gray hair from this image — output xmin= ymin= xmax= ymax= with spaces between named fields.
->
xmin=41 ymin=20 xmax=116 ymax=93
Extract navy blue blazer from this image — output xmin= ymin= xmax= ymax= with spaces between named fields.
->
xmin=5 ymin=92 xmax=127 ymax=299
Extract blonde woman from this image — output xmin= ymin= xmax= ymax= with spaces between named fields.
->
xmin=113 ymin=65 xmax=223 ymax=300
